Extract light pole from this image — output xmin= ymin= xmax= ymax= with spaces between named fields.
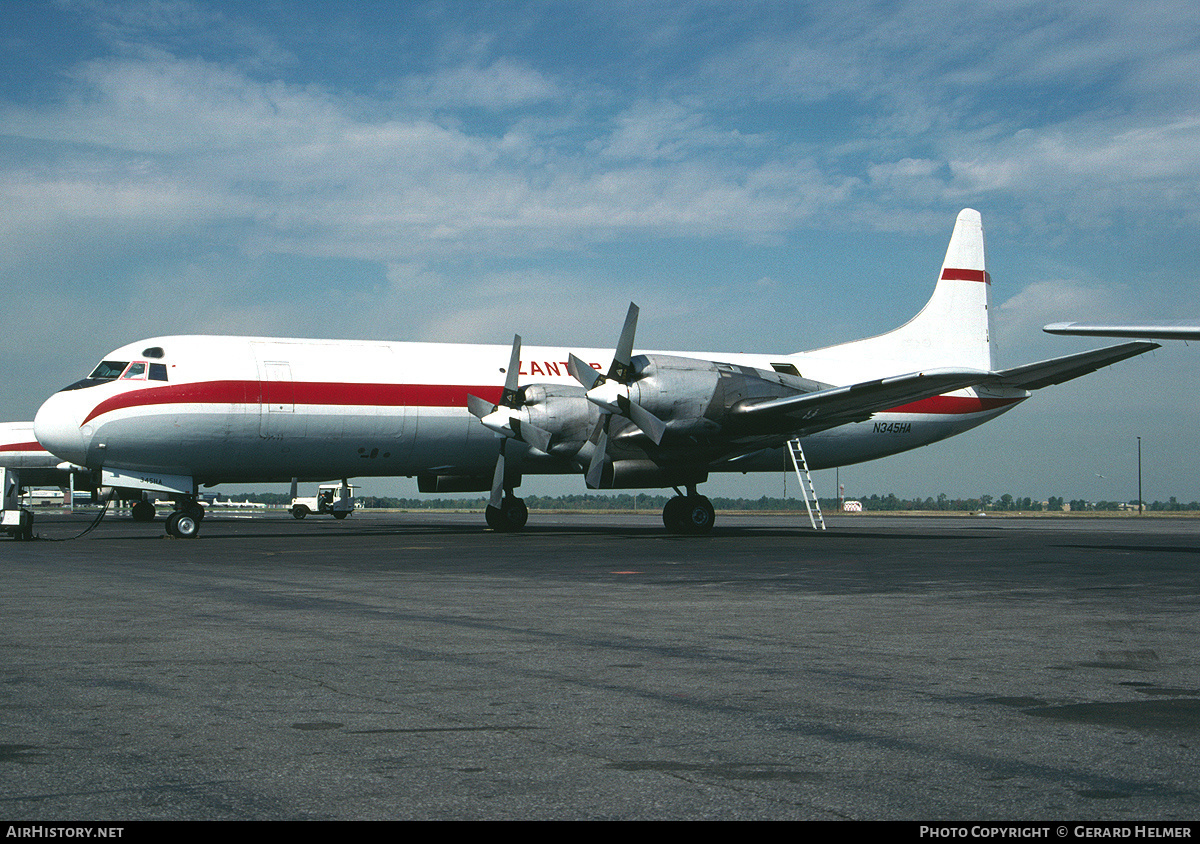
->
xmin=1137 ymin=436 xmax=1143 ymax=516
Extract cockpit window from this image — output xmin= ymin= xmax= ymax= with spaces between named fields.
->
xmin=89 ymin=360 xmax=129 ymax=380
xmin=62 ymin=358 xmax=156 ymax=391
xmin=142 ymin=346 xmax=165 ymax=359
xmin=120 ymin=362 xmax=148 ymax=380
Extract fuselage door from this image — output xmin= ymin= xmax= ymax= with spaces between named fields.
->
xmin=252 ymin=345 xmax=300 ymax=439
xmin=262 ymin=362 xmax=294 ymax=413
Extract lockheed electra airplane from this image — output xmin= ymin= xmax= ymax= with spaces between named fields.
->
xmin=32 ymin=209 xmax=1157 ymax=538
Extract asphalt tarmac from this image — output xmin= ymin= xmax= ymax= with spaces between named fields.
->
xmin=2 ymin=510 xmax=1199 ymax=820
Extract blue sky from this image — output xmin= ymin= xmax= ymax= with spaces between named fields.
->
xmin=3 ymin=0 xmax=1199 ymax=502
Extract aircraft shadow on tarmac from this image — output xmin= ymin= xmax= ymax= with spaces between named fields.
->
xmin=22 ymin=513 xmax=1002 ymax=544
xmin=1051 ymin=542 xmax=1200 ymax=555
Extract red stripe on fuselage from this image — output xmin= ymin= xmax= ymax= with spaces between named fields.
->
xmin=886 ymin=395 xmax=1023 ymax=414
xmin=78 ymin=379 xmax=1023 ymax=426
xmin=0 ymin=441 xmax=46 ymax=453
xmin=940 ymin=267 xmax=990 ymax=284
xmin=80 ymin=381 xmax=506 ymax=426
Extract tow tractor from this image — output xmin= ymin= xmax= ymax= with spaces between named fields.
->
xmin=291 ymin=480 xmax=357 ymax=520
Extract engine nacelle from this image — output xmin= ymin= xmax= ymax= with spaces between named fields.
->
xmin=627 ymin=354 xmax=821 ymax=438
xmin=519 ymin=384 xmax=595 ymax=453
xmin=510 ymin=355 xmax=822 ymax=473
xmin=626 ymin=355 xmax=722 ymax=437
xmin=595 ymin=460 xmax=708 ymax=490
xmin=417 ymin=474 xmax=492 ymax=493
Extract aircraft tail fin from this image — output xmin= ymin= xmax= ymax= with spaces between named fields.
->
xmin=807 ymin=209 xmax=995 ymax=372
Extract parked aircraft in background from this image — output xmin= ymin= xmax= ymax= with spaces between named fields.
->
xmin=1 ymin=421 xmax=82 ymax=538
xmin=1045 ymin=322 xmax=1200 ymax=340
xmin=32 ymin=210 xmax=1157 ymax=538
xmin=1 ymin=422 xmax=66 ymax=487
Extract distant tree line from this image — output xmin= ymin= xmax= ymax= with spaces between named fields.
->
xmin=220 ymin=491 xmax=1200 ymax=512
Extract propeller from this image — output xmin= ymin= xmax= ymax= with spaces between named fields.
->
xmin=567 ymin=303 xmax=666 ymax=489
xmin=467 ymin=335 xmax=552 ymax=509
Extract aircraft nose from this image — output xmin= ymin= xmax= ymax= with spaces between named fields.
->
xmin=33 ymin=390 xmax=92 ymax=466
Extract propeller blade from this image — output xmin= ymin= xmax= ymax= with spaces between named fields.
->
xmin=568 ymin=353 xmax=602 ymax=391
xmin=515 ymin=420 xmax=553 ymax=454
xmin=466 ymin=393 xmax=495 ymax=420
xmin=586 ymin=423 xmax=609 ymax=489
xmin=489 ymin=439 xmax=506 ymax=509
xmin=587 ymin=414 xmax=607 ymax=445
xmin=625 ymin=399 xmax=667 ymax=445
xmin=500 ymin=334 xmax=522 ymax=406
xmin=608 ymin=303 xmax=639 ymax=382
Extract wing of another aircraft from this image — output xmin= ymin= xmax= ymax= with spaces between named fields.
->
xmin=731 ymin=368 xmax=991 ymax=434
xmin=1045 ymin=322 xmax=1200 ymax=340
xmin=984 ymin=341 xmax=1159 ymax=390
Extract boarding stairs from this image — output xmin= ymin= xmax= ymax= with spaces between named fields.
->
xmin=788 ymin=439 xmax=826 ymax=531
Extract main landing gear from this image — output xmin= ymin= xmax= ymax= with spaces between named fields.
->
xmin=482 ymin=489 xmax=714 ymax=534
xmin=662 ymin=488 xmax=715 ymax=535
xmin=486 ymin=495 xmax=528 ymax=532
xmin=165 ymin=499 xmax=204 ymax=539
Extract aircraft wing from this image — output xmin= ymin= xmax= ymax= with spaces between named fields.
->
xmin=1045 ymin=322 xmax=1200 ymax=340
xmin=984 ymin=341 xmax=1159 ymax=390
xmin=730 ymin=368 xmax=990 ymax=434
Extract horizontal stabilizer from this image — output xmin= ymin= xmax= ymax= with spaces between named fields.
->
xmin=1045 ymin=322 xmax=1200 ymax=340
xmin=733 ymin=368 xmax=990 ymax=432
xmin=986 ymin=342 xmax=1159 ymax=391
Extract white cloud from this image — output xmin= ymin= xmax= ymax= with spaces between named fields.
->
xmin=941 ymin=117 xmax=1200 ymax=226
xmin=867 ymin=158 xmax=947 ymax=204
xmin=599 ymin=99 xmax=755 ymax=162
xmin=397 ymin=59 xmax=560 ymax=111
xmin=0 ymin=51 xmax=857 ymax=273
xmin=997 ymin=279 xmax=1134 ymax=349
